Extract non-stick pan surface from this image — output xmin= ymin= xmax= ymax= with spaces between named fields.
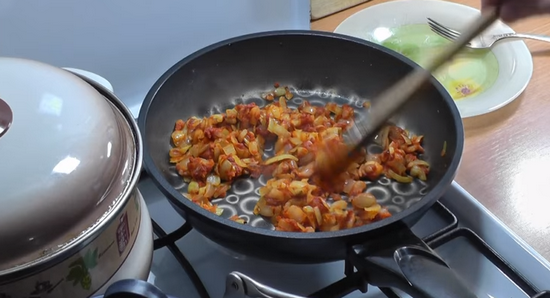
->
xmin=138 ymin=30 xmax=464 ymax=265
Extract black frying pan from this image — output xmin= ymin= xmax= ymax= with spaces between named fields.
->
xmin=138 ymin=31 xmax=469 ymax=298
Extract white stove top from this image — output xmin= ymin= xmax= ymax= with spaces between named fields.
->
xmin=139 ymin=175 xmax=550 ymax=298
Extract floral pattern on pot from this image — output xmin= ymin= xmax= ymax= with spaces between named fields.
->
xmin=0 ymin=191 xmax=142 ymax=298
xmin=66 ymin=247 xmax=98 ymax=290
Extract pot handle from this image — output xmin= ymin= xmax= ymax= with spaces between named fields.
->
xmin=224 ymin=271 xmax=305 ymax=298
xmin=102 ymin=279 xmax=169 ymax=298
xmin=62 ymin=67 xmax=114 ymax=93
xmin=349 ymin=224 xmax=477 ymax=298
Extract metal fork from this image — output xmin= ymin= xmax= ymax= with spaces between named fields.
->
xmin=427 ymin=17 xmax=550 ymax=49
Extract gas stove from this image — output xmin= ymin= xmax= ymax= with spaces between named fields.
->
xmin=11 ymin=2 xmax=542 ymax=296
xmin=139 ymin=173 xmax=550 ymax=298
xmin=35 ymin=61 xmax=549 ymax=298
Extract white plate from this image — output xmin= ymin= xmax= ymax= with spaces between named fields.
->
xmin=334 ymin=0 xmax=534 ymax=118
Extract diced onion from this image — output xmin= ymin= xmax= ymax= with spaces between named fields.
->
xmin=168 ymin=83 xmax=430 ymax=233
xmin=331 ymin=200 xmax=348 ymax=211
xmin=188 ymin=181 xmax=199 ymax=194
xmin=222 ymin=144 xmax=237 ymax=156
xmin=275 ymin=87 xmax=286 ymax=96
xmin=387 ymin=169 xmax=413 ymax=183
xmin=313 ymin=206 xmax=323 ymax=226
xmin=265 ymin=154 xmax=299 ymax=165
xmin=351 ymin=193 xmax=377 ymax=209
xmin=289 ymin=180 xmax=309 ymax=196
xmin=407 ymin=160 xmax=430 ymax=169
xmin=206 ymin=174 xmax=221 ymax=186
xmin=267 ymin=118 xmax=290 ymax=138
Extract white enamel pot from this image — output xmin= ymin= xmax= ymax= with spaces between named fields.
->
xmin=0 ymin=58 xmax=153 ymax=297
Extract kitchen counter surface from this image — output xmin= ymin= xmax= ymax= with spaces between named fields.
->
xmin=311 ymin=0 xmax=550 ymax=262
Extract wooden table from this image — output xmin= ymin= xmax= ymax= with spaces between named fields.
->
xmin=312 ymin=0 xmax=550 ymax=261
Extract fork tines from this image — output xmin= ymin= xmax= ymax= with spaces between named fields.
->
xmin=427 ymin=17 xmax=461 ymax=41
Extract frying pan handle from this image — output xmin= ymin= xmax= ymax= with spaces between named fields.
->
xmin=349 ymin=226 xmax=477 ymax=298
xmin=224 ymin=271 xmax=305 ymax=298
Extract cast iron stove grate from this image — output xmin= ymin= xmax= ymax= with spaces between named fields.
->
xmin=147 ymin=172 xmax=548 ymax=298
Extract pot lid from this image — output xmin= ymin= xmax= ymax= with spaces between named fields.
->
xmin=0 ymin=57 xmax=138 ymax=273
